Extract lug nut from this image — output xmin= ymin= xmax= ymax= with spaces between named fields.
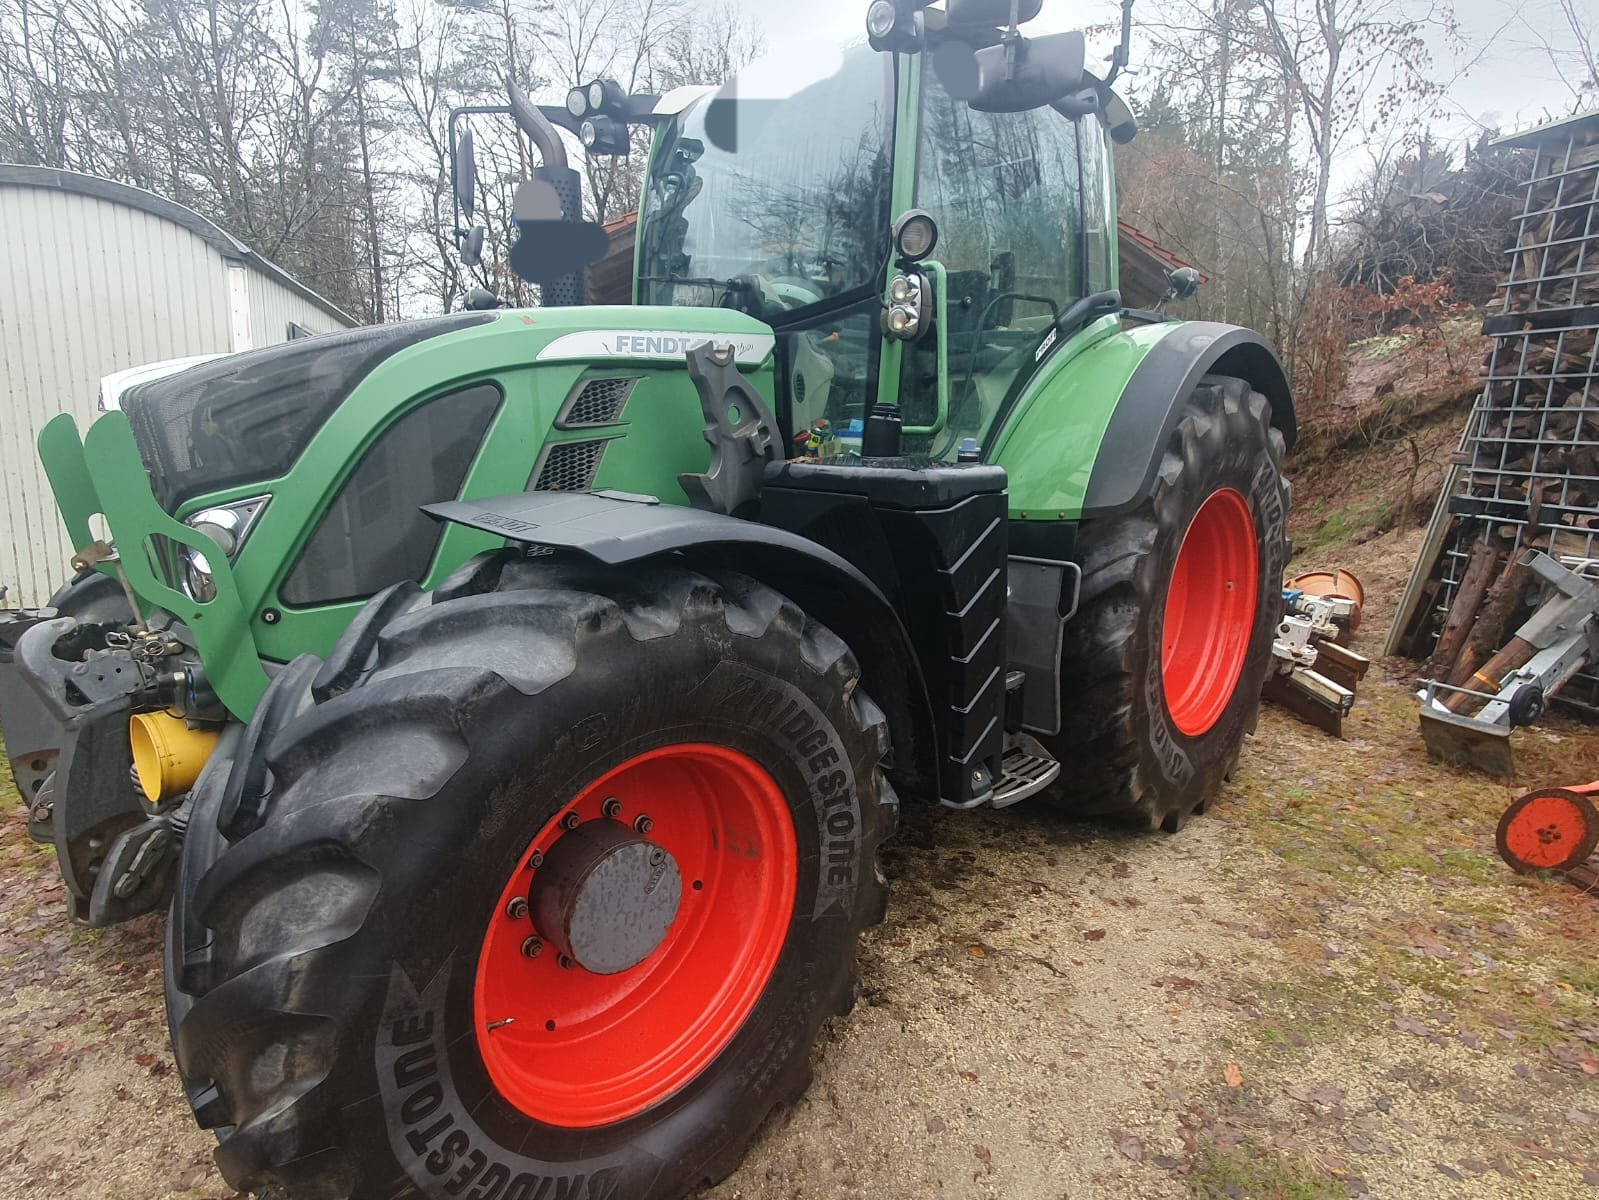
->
xmin=633 ymin=814 xmax=653 ymax=834
xmin=560 ymin=812 xmax=581 ymax=831
xmin=522 ymin=937 xmax=543 ymax=959
xmin=506 ymin=896 xmax=529 ymax=920
xmin=557 ymin=954 xmax=574 ymax=970
xmin=601 ymin=797 xmax=623 ymax=818
xmin=527 ymin=850 xmax=544 ymax=870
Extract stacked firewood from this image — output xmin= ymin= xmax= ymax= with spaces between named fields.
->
xmin=1388 ymin=113 xmax=1599 ymax=685
xmin=1497 ymin=131 xmax=1599 ymax=312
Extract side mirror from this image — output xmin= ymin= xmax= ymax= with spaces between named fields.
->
xmin=967 ymin=31 xmax=1085 ymax=114
xmin=458 ymin=226 xmax=485 ymax=269
xmin=946 ymin=0 xmax=1043 ymax=26
xmin=453 ymin=125 xmax=477 ymax=221
xmin=1105 ymin=90 xmax=1139 ymax=144
xmin=1165 ymin=267 xmax=1201 ymax=302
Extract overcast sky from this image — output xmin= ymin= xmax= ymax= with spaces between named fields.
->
xmin=726 ymin=0 xmax=1592 ymax=173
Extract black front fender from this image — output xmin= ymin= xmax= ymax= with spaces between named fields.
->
xmin=425 ymin=491 xmax=941 ymax=803
xmin=1083 ymin=322 xmax=1296 ymax=519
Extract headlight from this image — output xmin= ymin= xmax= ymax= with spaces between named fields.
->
xmin=181 ymin=496 xmax=268 ymax=603
xmin=881 ymin=272 xmax=928 ymax=341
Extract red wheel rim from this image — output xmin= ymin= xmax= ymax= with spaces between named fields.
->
xmin=474 ymin=744 xmax=796 ymax=1127
xmin=1162 ymin=488 xmax=1259 ymax=737
xmin=1497 ymin=790 xmax=1599 ymax=871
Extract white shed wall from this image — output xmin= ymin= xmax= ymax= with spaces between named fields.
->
xmin=245 ymin=266 xmax=344 ymax=348
xmin=1 ymin=186 xmax=237 ymax=606
xmin=0 ymin=180 xmax=353 ymax=606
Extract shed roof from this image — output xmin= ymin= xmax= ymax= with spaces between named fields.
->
xmin=1489 ymin=109 xmax=1599 ymax=151
xmin=0 ymin=164 xmax=356 ymax=326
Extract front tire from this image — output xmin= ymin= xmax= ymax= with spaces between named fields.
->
xmin=1045 ymin=375 xmax=1289 ymax=830
xmin=169 ymin=554 xmax=895 ymax=1200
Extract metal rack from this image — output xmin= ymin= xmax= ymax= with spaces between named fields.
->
xmin=1387 ymin=112 xmax=1599 ymax=695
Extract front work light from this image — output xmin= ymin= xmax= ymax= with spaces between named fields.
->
xmin=579 ymin=114 xmax=630 ymax=156
xmin=893 ymin=209 xmax=939 ymax=263
xmin=867 ymin=0 xmax=927 ymax=53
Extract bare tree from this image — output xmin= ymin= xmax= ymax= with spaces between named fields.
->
xmin=1253 ymin=0 xmax=1455 ymax=274
xmin=1516 ymin=0 xmax=1599 ymax=110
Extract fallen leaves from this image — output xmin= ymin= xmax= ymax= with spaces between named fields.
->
xmin=1223 ymin=1063 xmax=1244 ymax=1088
xmin=1082 ymin=929 xmax=1107 ymax=941
xmin=1110 ymin=1128 xmax=1145 ymax=1161
xmin=1284 ymin=1083 xmax=1344 ymax=1109
xmin=1154 ymin=975 xmax=1200 ymax=991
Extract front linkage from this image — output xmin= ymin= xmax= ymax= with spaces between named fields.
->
xmin=12 ymin=606 xmax=222 ymax=925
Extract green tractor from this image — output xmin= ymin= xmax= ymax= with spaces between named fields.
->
xmin=2 ymin=1 xmax=1292 ymax=1195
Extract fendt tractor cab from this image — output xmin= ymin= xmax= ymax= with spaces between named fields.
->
xmin=0 ymin=2 xmax=1293 ymax=1196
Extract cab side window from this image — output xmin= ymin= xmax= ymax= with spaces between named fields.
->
xmin=909 ymin=71 xmax=1093 ymax=452
xmin=280 ymin=384 xmax=502 ymax=606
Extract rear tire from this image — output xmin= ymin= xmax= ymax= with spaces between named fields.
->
xmin=1044 ymin=375 xmax=1289 ymax=830
xmin=168 ymin=553 xmax=895 ymax=1200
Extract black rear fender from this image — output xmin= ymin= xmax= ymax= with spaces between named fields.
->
xmin=1083 ymin=322 xmax=1295 ymax=519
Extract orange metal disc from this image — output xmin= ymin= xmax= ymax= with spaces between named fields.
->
xmin=1495 ymin=788 xmax=1599 ymax=873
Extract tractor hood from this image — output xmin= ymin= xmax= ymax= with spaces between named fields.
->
xmin=33 ymin=305 xmax=779 ymax=719
xmin=120 ymin=314 xmax=498 ymax=510
xmin=117 ymin=310 xmax=776 ymax=512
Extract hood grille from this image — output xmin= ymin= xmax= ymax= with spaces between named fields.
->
xmin=533 ymin=440 xmax=608 ymax=492
xmin=558 ymin=377 xmax=638 ymax=428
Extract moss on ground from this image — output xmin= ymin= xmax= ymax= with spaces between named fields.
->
xmin=1189 ymin=1139 xmax=1344 ymax=1200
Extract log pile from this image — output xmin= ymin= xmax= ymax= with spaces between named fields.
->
xmin=1388 ymin=112 xmax=1599 ymax=699
xmin=1498 ymin=131 xmax=1599 ymax=312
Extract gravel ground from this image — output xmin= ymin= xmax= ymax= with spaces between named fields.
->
xmin=2 ymin=527 xmax=1597 ymax=1199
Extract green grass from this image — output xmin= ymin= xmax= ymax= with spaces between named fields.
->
xmin=1562 ymin=961 xmax=1599 ymax=997
xmin=1189 ymin=1140 xmax=1344 ymax=1200
xmin=1293 ymin=495 xmax=1395 ymax=558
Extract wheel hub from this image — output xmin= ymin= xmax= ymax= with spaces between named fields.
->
xmin=528 ymin=819 xmax=682 ymax=974
xmin=474 ymin=744 xmax=797 ymax=1127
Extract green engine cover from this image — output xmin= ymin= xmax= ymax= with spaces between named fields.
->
xmin=35 ymin=307 xmax=779 ymax=719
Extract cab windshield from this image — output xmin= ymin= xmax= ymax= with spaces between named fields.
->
xmin=638 ymin=46 xmax=894 ymax=318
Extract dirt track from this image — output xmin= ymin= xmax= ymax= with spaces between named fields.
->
xmin=2 ymin=528 xmax=1598 ymax=1199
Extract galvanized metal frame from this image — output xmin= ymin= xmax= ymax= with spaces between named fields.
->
xmin=1388 ymin=114 xmax=1599 ymax=704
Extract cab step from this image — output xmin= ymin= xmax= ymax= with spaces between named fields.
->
xmin=992 ymin=732 xmax=1060 ymax=808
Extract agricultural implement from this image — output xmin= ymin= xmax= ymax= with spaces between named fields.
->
xmin=1263 ymin=568 xmax=1369 ymax=736
xmin=1419 ymin=551 xmax=1599 ymax=776
xmin=0 ymin=3 xmax=1295 ymax=1197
